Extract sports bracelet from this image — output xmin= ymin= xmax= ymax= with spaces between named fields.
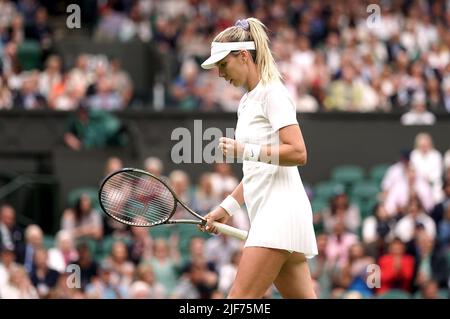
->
xmin=219 ymin=195 xmax=241 ymax=216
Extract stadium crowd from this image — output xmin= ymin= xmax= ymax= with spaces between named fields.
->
xmin=0 ymin=0 xmax=450 ymax=300
xmin=1 ymin=132 xmax=450 ymax=299
xmin=0 ymin=0 xmax=449 ymax=115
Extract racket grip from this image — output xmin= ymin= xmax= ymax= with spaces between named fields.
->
xmin=212 ymin=221 xmax=248 ymax=241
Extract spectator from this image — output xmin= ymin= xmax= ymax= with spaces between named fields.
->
xmin=0 ymin=247 xmax=19 ymax=288
xmin=430 ymin=179 xmax=450 ymax=237
xmin=325 ymin=221 xmax=359 ymax=271
xmin=22 ymin=224 xmax=43 ymax=273
xmin=204 ymin=233 xmax=242 ymax=270
xmin=110 ymin=58 xmax=133 ymax=106
xmin=419 ymin=280 xmax=445 ymax=299
xmin=12 ymin=71 xmax=46 ymax=110
xmin=444 ymin=149 xmax=450 ymax=172
xmin=127 ymin=280 xmax=152 ymax=299
xmin=66 ymin=54 xmax=94 ymax=95
xmin=47 ymin=272 xmax=85 ymax=299
xmin=118 ymin=3 xmax=152 ymax=43
xmin=86 ymin=77 xmax=124 ymax=111
xmin=400 ymin=95 xmax=436 ymax=126
xmin=61 ymin=193 xmax=103 ymax=241
xmin=104 ymin=240 xmax=135 ymax=289
xmin=209 ymin=163 xmax=239 ymax=199
xmin=410 ymin=233 xmax=448 ymax=291
xmin=168 ymin=169 xmax=192 ymax=219
xmin=381 ymin=149 xmax=411 ymax=193
xmin=339 ymin=242 xmax=376 ymax=298
xmin=29 ymin=248 xmax=60 ymax=298
xmin=171 ymin=259 xmax=218 ymax=299
xmin=143 ymin=156 xmax=164 ymax=177
xmin=0 ymin=0 xmax=17 ymax=30
xmin=128 ymin=225 xmax=153 ymax=265
xmin=85 ymin=259 xmax=128 ymax=299
xmin=134 ymin=263 xmax=166 ymax=298
xmin=410 ymin=132 xmax=443 ymax=202
xmin=64 ymin=106 xmax=128 ymax=151
xmin=73 ymin=241 xmax=98 ymax=292
xmin=47 ymin=230 xmax=78 ymax=273
xmin=384 ymin=165 xmax=434 ymax=217
xmin=170 ymin=59 xmax=205 ymax=111
xmin=322 ymin=192 xmax=361 ymax=234
xmin=308 ymin=233 xmax=334 ymax=299
xmin=323 ymin=63 xmax=368 ymax=112
xmin=362 ymin=204 xmax=396 ymax=259
xmin=191 ymin=173 xmax=219 ymax=216
xmin=25 ymin=6 xmax=53 ymax=53
xmin=436 ymin=203 xmax=450 ymax=249
xmin=145 ymin=238 xmax=180 ymax=296
xmin=217 ymin=248 xmax=242 ymax=295
xmin=0 ymin=204 xmax=25 ymax=260
xmin=104 ymin=156 xmax=123 ymax=176
xmin=39 ymin=55 xmax=63 ymax=98
xmin=394 ymin=196 xmax=436 ymax=243
xmin=0 ymin=76 xmax=13 ymax=109
xmin=377 ymin=238 xmax=415 ymax=295
xmin=0 ymin=264 xmax=38 ymax=299
xmin=295 ymin=84 xmax=319 ymax=113
xmin=443 ymin=79 xmax=450 ymax=112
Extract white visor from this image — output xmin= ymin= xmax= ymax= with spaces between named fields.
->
xmin=201 ymin=41 xmax=256 ymax=69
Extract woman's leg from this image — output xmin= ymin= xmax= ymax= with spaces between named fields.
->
xmin=227 ymin=247 xmax=290 ymax=298
xmin=274 ymin=252 xmax=317 ymax=299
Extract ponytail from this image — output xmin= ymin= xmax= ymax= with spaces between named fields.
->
xmin=246 ymin=18 xmax=281 ymax=83
xmin=213 ymin=17 xmax=281 ymax=84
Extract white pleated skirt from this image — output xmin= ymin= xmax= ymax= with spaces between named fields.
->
xmin=242 ymin=162 xmax=318 ymax=258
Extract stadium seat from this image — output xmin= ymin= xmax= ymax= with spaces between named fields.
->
xmin=176 ymin=224 xmax=210 ymax=259
xmin=330 ymin=165 xmax=364 ymax=186
xmin=314 ymin=181 xmax=345 ymax=201
xmin=75 ymin=237 xmax=101 ymax=258
xmin=149 ymin=225 xmax=173 ymax=239
xmin=377 ymin=289 xmax=411 ymax=299
xmin=311 ymin=198 xmax=329 ymax=213
xmin=67 ymin=187 xmax=101 ymax=210
xmin=97 ymin=235 xmax=132 ymax=261
xmin=17 ymin=40 xmax=42 ymax=71
xmin=350 ymin=180 xmax=380 ymax=201
xmin=354 ymin=198 xmax=378 ymax=219
xmin=369 ymin=163 xmax=390 ymax=185
xmin=43 ymin=235 xmax=55 ymax=249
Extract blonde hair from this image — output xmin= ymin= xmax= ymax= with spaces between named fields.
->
xmin=213 ymin=18 xmax=281 ymax=84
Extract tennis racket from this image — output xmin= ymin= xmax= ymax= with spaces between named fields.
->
xmin=98 ymin=168 xmax=248 ymax=241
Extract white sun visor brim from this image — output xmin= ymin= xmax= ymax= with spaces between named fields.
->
xmin=201 ymin=41 xmax=256 ymax=70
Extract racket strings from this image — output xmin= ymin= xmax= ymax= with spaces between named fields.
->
xmin=100 ymin=171 xmax=176 ymax=226
xmin=105 ymin=173 xmax=173 ymax=216
xmin=101 ymin=176 xmax=172 ymax=224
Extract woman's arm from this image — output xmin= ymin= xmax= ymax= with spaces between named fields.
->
xmin=219 ymin=124 xmax=307 ymax=166
xmin=259 ymin=124 xmax=307 ymax=166
xmin=205 ymin=181 xmax=244 ymax=221
xmin=200 ymin=181 xmax=244 ymax=233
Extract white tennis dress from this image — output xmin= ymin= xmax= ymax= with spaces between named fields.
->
xmin=234 ymin=80 xmax=318 ymax=258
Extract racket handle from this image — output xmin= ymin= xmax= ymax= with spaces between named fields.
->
xmin=212 ymin=221 xmax=248 ymax=241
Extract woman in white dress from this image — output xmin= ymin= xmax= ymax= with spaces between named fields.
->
xmin=199 ymin=17 xmax=318 ymax=298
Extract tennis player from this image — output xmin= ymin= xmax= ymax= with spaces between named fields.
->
xmin=199 ymin=18 xmax=318 ymax=298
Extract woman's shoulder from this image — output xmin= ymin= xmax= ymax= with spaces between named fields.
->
xmin=262 ymin=80 xmax=287 ymax=94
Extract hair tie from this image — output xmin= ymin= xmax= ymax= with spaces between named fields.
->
xmin=235 ymin=19 xmax=249 ymax=31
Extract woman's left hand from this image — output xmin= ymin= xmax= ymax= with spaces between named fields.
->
xmin=218 ymin=137 xmax=244 ymax=159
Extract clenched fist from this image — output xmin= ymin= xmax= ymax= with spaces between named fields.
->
xmin=218 ymin=137 xmax=244 ymax=159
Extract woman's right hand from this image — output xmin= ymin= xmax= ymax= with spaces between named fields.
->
xmin=199 ymin=206 xmax=230 ymax=235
